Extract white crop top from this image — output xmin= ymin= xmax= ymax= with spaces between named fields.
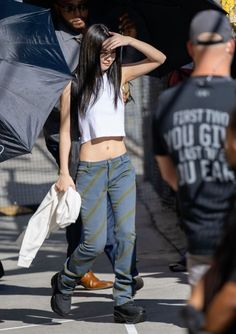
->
xmin=78 ymin=73 xmax=125 ymax=144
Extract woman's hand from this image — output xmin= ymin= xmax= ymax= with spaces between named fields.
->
xmin=55 ymin=173 xmax=75 ymax=193
xmin=102 ymin=32 xmax=131 ymax=51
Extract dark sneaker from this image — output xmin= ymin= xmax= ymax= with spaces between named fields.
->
xmin=114 ymin=301 xmax=146 ymax=324
xmin=169 ymin=257 xmax=187 ymax=272
xmin=132 ymin=276 xmax=144 ymax=296
xmin=51 ymin=272 xmax=71 ymax=317
xmin=134 ymin=276 xmax=144 ymax=291
xmin=0 ymin=261 xmax=4 ymax=279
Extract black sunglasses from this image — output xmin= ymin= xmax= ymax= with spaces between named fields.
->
xmin=59 ymin=3 xmax=88 ymax=13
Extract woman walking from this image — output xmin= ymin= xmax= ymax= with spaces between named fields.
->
xmin=51 ymin=23 xmax=166 ymax=323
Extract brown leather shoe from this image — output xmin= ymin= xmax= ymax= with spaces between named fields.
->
xmin=79 ymin=271 xmax=113 ymax=290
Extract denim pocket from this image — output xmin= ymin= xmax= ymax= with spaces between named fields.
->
xmin=77 ymin=164 xmax=88 ymax=175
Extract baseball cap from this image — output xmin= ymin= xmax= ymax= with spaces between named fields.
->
xmin=189 ymin=10 xmax=233 ymax=45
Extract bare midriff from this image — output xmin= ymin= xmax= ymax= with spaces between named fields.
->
xmin=79 ymin=136 xmax=126 ymax=161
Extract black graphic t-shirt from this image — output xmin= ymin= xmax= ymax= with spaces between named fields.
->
xmin=153 ymin=76 xmax=236 ymax=255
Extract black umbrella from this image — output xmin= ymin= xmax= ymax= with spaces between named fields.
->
xmin=0 ymin=0 xmax=73 ymax=162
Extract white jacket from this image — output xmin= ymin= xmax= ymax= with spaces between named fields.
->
xmin=18 ymin=184 xmax=81 ymax=268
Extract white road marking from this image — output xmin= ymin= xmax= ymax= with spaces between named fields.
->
xmin=158 ymin=302 xmax=186 ymax=306
xmin=0 ymin=324 xmax=43 ymax=332
xmin=0 ymin=313 xmax=113 ymax=331
xmin=125 ymin=324 xmax=138 ymax=334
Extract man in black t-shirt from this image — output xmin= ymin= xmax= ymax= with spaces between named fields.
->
xmin=153 ymin=10 xmax=236 ymax=286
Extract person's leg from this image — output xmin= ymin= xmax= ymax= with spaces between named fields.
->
xmin=108 ymin=154 xmax=146 ymax=323
xmin=0 ymin=260 xmax=4 ymax=279
xmin=187 ymin=253 xmax=213 ymax=287
xmin=44 ymin=113 xmax=112 ymax=289
xmin=43 ymin=109 xmax=60 ymax=165
xmin=105 ymin=193 xmax=143 ymax=294
xmin=169 ymin=199 xmax=187 ymax=273
xmin=130 ymin=239 xmax=144 ymax=294
xmin=66 ymin=215 xmax=113 ymax=290
xmin=66 ymin=215 xmax=83 ymax=258
xmin=104 ymin=196 xmax=116 ymax=265
xmin=51 ymin=161 xmax=109 ymax=316
xmin=64 ymin=161 xmax=109 ymax=273
xmin=169 ymin=250 xmax=187 ymax=272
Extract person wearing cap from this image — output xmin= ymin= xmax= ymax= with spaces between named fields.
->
xmin=153 ymin=9 xmax=236 ymax=287
xmin=182 ymin=112 xmax=236 ymax=333
xmin=43 ymin=0 xmax=144 ymax=292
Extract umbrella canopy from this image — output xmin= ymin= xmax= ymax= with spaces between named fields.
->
xmin=0 ymin=0 xmax=73 ymax=162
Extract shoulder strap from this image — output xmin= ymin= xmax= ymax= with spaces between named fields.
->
xmin=70 ymin=75 xmax=80 ymax=140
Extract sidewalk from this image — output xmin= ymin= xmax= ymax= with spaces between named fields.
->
xmin=0 ymin=173 xmax=189 ymax=334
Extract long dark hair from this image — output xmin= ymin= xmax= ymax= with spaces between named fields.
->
xmin=76 ymin=24 xmax=122 ymax=115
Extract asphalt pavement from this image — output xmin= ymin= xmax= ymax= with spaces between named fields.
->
xmin=0 ymin=174 xmax=189 ymax=334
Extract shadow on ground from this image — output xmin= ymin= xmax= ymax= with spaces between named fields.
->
xmin=0 ymin=298 xmax=186 ymax=327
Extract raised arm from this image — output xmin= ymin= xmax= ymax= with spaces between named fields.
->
xmin=55 ymin=81 xmax=75 ymax=192
xmin=102 ymin=32 xmax=166 ymax=84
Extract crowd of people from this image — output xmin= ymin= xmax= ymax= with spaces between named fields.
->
xmin=4 ymin=0 xmax=236 ymax=331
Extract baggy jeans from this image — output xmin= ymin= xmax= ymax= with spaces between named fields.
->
xmin=59 ymin=153 xmax=136 ymax=306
